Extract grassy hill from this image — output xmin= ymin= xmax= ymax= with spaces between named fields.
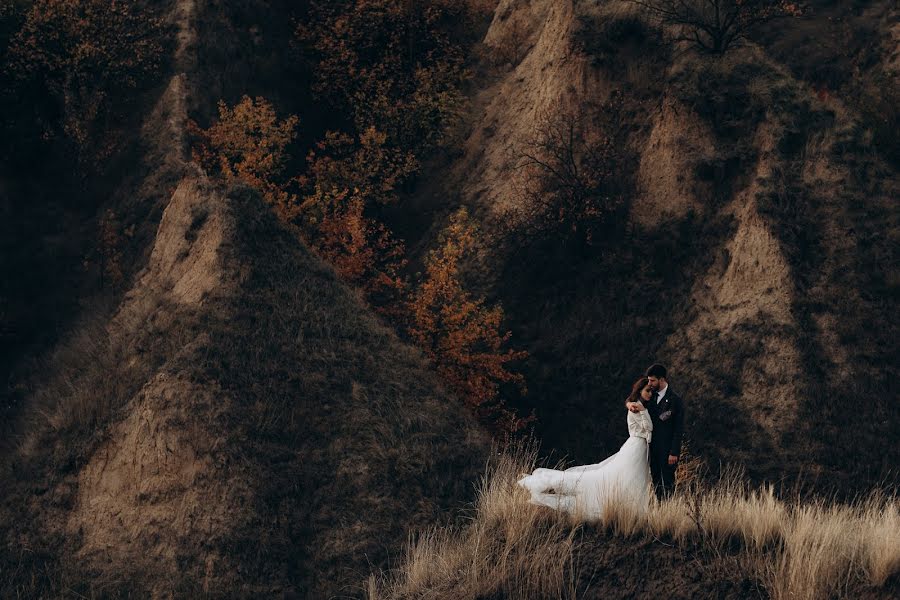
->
xmin=1 ymin=174 xmax=489 ymax=597
xmin=368 ymin=450 xmax=900 ymax=600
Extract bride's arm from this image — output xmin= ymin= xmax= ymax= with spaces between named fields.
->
xmin=639 ymin=408 xmax=652 ymax=439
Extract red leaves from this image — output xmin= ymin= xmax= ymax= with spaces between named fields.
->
xmin=189 ymin=96 xmax=301 ymax=222
xmin=409 ymin=208 xmax=532 ymax=440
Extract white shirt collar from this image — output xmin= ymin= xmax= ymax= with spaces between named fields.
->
xmin=656 ymin=384 xmax=668 ymax=403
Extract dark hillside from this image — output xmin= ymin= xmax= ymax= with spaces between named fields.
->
xmin=1 ymin=0 xmax=897 ymax=598
xmin=1 ymin=176 xmax=488 ymax=597
xmin=0 ymin=0 xmax=178 ymax=430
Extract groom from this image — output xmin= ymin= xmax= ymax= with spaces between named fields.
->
xmin=626 ymin=363 xmax=685 ymax=500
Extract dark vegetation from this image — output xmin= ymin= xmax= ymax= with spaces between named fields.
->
xmin=181 ymin=0 xmax=899 ymax=494
xmin=501 ymin=92 xmax=631 ymax=254
xmin=752 ymin=0 xmax=900 ymax=168
xmin=630 ymin=0 xmax=803 ymax=54
xmin=0 ymin=0 xmax=173 ymax=433
xmin=483 ymin=2 xmax=900 ymax=497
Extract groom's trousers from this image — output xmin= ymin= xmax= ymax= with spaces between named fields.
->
xmin=649 ymin=454 xmax=676 ymax=500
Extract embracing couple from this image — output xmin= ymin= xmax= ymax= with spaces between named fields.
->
xmin=518 ymin=364 xmax=686 ymax=518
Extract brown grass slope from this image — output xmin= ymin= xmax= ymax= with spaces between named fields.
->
xmin=409 ymin=0 xmax=899 ymax=493
xmin=1 ymin=174 xmax=489 ymax=598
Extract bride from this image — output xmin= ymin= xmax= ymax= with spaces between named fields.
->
xmin=518 ymin=377 xmax=653 ymax=519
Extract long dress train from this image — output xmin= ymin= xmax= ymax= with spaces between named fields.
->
xmin=517 ymin=408 xmax=652 ymax=520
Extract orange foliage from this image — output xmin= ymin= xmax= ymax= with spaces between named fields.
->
xmin=189 ymin=96 xmax=300 ymax=222
xmin=409 ymin=208 xmax=531 ymax=438
xmin=302 ymin=185 xmax=409 ymax=317
xmin=298 ymin=127 xmax=413 ymax=316
xmin=302 ymin=127 xmax=418 ymax=208
xmin=7 ymin=0 xmax=165 ymax=157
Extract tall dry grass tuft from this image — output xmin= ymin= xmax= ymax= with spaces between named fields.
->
xmin=861 ymin=496 xmax=900 ymax=586
xmin=769 ymin=500 xmax=860 ymax=600
xmin=696 ymin=469 xmax=787 ymax=551
xmin=371 ymin=449 xmax=900 ymax=600
xmin=767 ymin=493 xmax=900 ymax=600
xmin=368 ymin=446 xmax=580 ymax=600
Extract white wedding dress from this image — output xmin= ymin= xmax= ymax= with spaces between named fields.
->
xmin=518 ymin=408 xmax=652 ymax=520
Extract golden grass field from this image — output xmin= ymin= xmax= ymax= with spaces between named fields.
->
xmin=369 ymin=446 xmax=900 ymax=600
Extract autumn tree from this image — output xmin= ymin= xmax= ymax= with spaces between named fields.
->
xmin=6 ymin=0 xmax=166 ymax=161
xmin=302 ymin=187 xmax=409 ymax=317
xmin=409 ymin=207 xmax=532 ymax=439
xmin=301 ymin=127 xmax=418 ymax=209
xmin=297 ymin=127 xmax=415 ymax=316
xmin=507 ymin=93 xmax=628 ymax=253
xmin=188 ymin=95 xmax=300 ymax=222
xmin=630 ymin=0 xmax=803 ymax=54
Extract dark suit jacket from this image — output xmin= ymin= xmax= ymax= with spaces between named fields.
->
xmin=642 ymin=387 xmax=685 ymax=460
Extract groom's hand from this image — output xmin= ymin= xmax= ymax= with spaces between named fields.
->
xmin=668 ymin=455 xmax=679 ymax=465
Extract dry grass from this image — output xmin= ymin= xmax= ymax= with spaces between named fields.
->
xmin=369 ymin=449 xmax=900 ymax=600
xmin=368 ymin=445 xmax=580 ymax=600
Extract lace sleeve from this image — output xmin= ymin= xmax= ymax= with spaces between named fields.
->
xmin=627 ymin=409 xmax=653 ymax=442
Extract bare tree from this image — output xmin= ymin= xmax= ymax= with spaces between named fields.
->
xmin=505 ymin=93 xmax=628 ymax=252
xmin=630 ymin=0 xmax=803 ymax=54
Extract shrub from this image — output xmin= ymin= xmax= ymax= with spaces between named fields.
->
xmin=301 ymin=185 xmax=409 ymax=318
xmin=297 ymin=127 xmax=416 ymax=315
xmin=574 ymin=5 xmax=660 ymax=66
xmin=409 ymin=208 xmax=531 ymax=439
xmin=301 ymin=127 xmax=418 ymax=209
xmin=188 ymin=95 xmax=300 ymax=222
xmin=630 ymin=0 xmax=803 ymax=54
